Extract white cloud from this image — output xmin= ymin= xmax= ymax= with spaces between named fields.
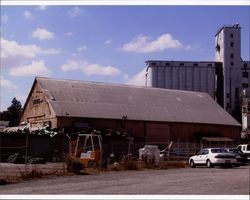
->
xmin=185 ymin=43 xmax=203 ymax=51
xmin=105 ymin=39 xmax=112 ymax=45
xmin=32 ymin=28 xmax=54 ymax=40
xmin=67 ymin=7 xmax=83 ymax=18
xmin=0 ymin=76 xmax=18 ymax=90
xmin=24 ymin=11 xmax=32 ymax=19
xmin=126 ymin=68 xmax=146 ymax=86
xmin=37 ymin=5 xmax=48 ymax=10
xmin=61 ymin=60 xmax=81 ymax=71
xmin=1 ymin=38 xmax=60 ymax=68
xmin=1 ymin=38 xmax=41 ymax=59
xmin=1 ymin=14 xmax=8 ymax=23
xmin=43 ymin=48 xmax=61 ymax=55
xmin=9 ymin=60 xmax=51 ymax=77
xmin=123 ymin=74 xmax=129 ymax=80
xmin=61 ymin=59 xmax=121 ymax=76
xmin=121 ymin=33 xmax=183 ymax=53
xmin=77 ymin=45 xmax=87 ymax=52
xmin=64 ymin=32 xmax=74 ymax=37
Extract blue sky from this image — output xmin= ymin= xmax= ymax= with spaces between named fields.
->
xmin=1 ymin=5 xmax=249 ymax=111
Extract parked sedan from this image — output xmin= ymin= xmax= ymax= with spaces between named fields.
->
xmin=226 ymin=148 xmax=248 ymax=165
xmin=189 ymin=148 xmax=238 ymax=168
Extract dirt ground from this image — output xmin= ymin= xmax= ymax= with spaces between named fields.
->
xmin=0 ymin=163 xmax=249 ymax=195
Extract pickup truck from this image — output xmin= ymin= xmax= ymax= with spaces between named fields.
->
xmin=237 ymin=144 xmax=250 ymax=162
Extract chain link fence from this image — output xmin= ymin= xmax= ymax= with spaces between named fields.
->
xmin=103 ymin=139 xmax=239 ymax=164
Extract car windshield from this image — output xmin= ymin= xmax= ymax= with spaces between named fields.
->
xmin=228 ymin=148 xmax=239 ymax=153
xmin=211 ymin=148 xmax=228 ymax=153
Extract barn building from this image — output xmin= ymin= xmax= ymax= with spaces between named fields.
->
xmin=19 ymin=77 xmax=241 ymax=145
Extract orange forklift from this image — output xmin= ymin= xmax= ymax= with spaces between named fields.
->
xmin=67 ymin=133 xmax=102 ymax=173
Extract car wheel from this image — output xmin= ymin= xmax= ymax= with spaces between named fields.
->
xmin=189 ymin=160 xmax=196 ymax=168
xmin=206 ymin=159 xmax=213 ymax=168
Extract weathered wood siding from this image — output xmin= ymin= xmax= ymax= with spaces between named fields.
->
xmin=20 ymin=82 xmax=57 ymax=129
xmin=56 ymin=117 xmax=241 ymax=143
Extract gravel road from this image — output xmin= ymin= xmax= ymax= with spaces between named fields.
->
xmin=0 ymin=166 xmax=249 ymax=195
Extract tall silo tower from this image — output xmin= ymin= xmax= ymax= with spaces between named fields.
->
xmin=215 ymin=24 xmax=242 ymax=120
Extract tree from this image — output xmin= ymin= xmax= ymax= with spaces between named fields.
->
xmin=0 ymin=98 xmax=22 ymax=127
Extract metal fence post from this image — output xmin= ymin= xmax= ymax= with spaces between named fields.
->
xmin=177 ymin=137 xmax=179 ymax=160
xmin=25 ymin=129 xmax=29 ymax=172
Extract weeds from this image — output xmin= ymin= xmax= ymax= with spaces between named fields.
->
xmin=107 ymin=162 xmax=124 ymax=171
xmin=107 ymin=160 xmax=187 ymax=172
xmin=1 ymin=162 xmax=69 ymax=184
xmin=0 ymin=160 xmax=188 ymax=185
xmin=20 ymin=169 xmax=44 ymax=179
xmin=159 ymin=161 xmax=188 ymax=169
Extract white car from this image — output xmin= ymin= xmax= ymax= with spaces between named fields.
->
xmin=189 ymin=148 xmax=238 ymax=168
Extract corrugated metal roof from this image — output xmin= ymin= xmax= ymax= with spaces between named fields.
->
xmin=36 ymin=77 xmax=240 ymax=126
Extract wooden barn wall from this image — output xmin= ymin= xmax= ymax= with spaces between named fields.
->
xmin=20 ymin=82 xmax=57 ymax=129
xmin=57 ymin=117 xmax=145 ymax=141
xmin=170 ymin=123 xmax=240 ymax=143
xmin=57 ymin=117 xmax=240 ymax=143
xmin=145 ymin=123 xmax=240 ymax=143
xmin=146 ymin=123 xmax=170 ymax=143
xmin=0 ymin=121 xmax=240 ymax=162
